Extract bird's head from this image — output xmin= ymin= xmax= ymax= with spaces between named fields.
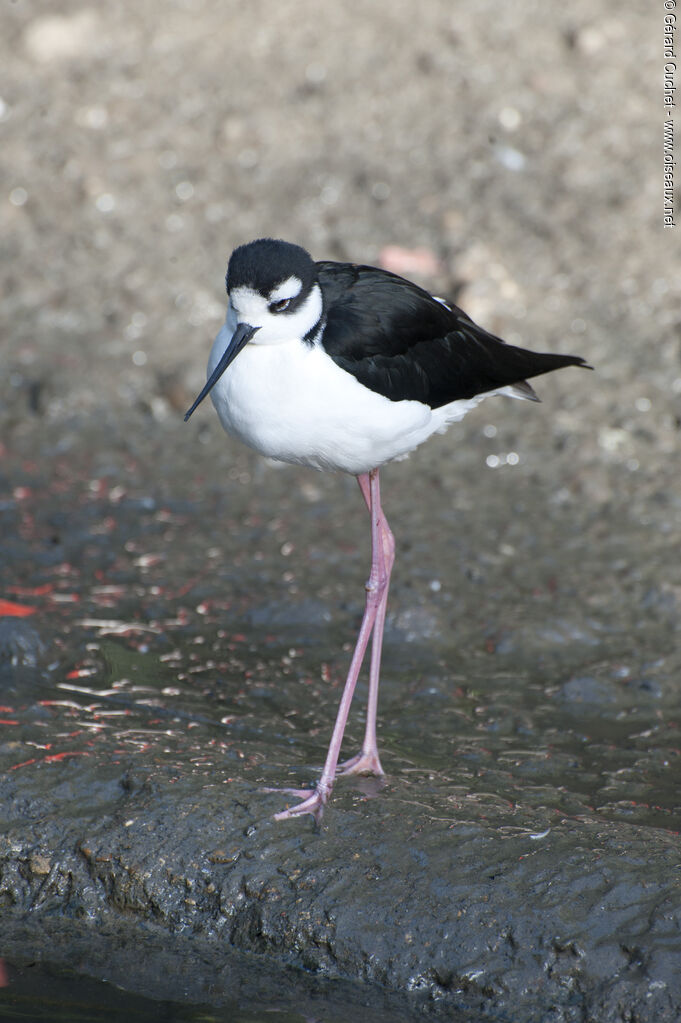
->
xmin=226 ymin=238 xmax=321 ymax=344
xmin=184 ymin=238 xmax=321 ymax=421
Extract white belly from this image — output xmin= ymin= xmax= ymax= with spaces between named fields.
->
xmin=207 ymin=327 xmax=460 ymax=475
xmin=206 ymin=319 xmax=497 ymax=475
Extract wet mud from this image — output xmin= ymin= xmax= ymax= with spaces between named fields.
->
xmin=2 ymin=1 xmax=680 ymax=1020
xmin=2 ymin=418 xmax=681 ymax=1021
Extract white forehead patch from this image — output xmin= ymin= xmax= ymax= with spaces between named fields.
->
xmin=229 ymin=285 xmax=267 ymax=321
xmin=269 ymin=276 xmax=303 ymax=303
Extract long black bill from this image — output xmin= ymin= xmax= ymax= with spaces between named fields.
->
xmin=184 ymin=322 xmax=259 ymax=422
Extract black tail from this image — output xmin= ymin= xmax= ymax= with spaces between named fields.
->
xmin=425 ymin=327 xmax=591 ymax=408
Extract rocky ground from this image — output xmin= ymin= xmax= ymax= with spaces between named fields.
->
xmin=1 ymin=1 xmax=679 ymax=1020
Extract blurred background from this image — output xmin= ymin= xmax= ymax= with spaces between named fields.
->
xmin=2 ymin=0 xmax=675 ymax=454
xmin=2 ymin=0 xmax=680 ymax=728
xmin=3 ymin=0 xmax=679 ymax=711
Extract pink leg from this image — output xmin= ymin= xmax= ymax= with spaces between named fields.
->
xmin=339 ymin=472 xmax=394 ymax=776
xmin=273 ymin=468 xmax=394 ymax=823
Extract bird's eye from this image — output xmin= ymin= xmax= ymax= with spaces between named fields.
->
xmin=269 ymin=297 xmax=291 ymax=313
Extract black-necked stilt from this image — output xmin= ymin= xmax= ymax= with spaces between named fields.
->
xmin=185 ymin=238 xmax=589 ymax=823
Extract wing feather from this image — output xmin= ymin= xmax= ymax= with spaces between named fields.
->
xmin=317 ymin=261 xmax=589 ymax=409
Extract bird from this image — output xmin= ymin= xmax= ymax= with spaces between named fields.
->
xmin=184 ymin=237 xmax=589 ymax=823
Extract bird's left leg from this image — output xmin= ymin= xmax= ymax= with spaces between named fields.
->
xmin=339 ymin=468 xmax=394 ymax=777
xmin=272 ymin=468 xmax=390 ymax=822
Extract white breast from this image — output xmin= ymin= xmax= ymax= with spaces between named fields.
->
xmin=208 ymin=324 xmax=436 ymax=472
xmin=205 ymin=313 xmax=506 ymax=475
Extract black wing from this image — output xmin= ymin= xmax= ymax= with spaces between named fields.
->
xmin=317 ymin=261 xmax=589 ymax=409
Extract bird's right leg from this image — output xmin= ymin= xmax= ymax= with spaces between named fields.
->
xmin=338 ymin=469 xmax=394 ymax=777
xmin=272 ymin=469 xmax=388 ymax=822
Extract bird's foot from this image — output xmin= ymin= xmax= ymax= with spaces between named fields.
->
xmin=263 ymin=784 xmax=330 ymax=824
xmin=338 ymin=749 xmax=384 ymax=777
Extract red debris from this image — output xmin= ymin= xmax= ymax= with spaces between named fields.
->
xmin=10 ymin=751 xmax=90 ymax=771
xmin=172 ymin=575 xmax=205 ymax=599
xmin=6 ymin=583 xmax=54 ymax=597
xmin=0 ymin=599 xmax=37 ymax=617
xmin=44 ymin=751 xmax=89 ymax=763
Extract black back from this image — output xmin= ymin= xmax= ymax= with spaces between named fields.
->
xmin=317 ymin=261 xmax=589 ymax=408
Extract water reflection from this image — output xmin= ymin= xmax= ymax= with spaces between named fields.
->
xmin=2 ymin=615 xmax=680 ymax=833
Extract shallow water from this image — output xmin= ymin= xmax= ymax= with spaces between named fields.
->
xmin=1 ymin=961 xmax=281 ymax=1023
xmin=0 ymin=929 xmax=446 ymax=1023
xmin=4 ymin=608 xmax=680 ymax=836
